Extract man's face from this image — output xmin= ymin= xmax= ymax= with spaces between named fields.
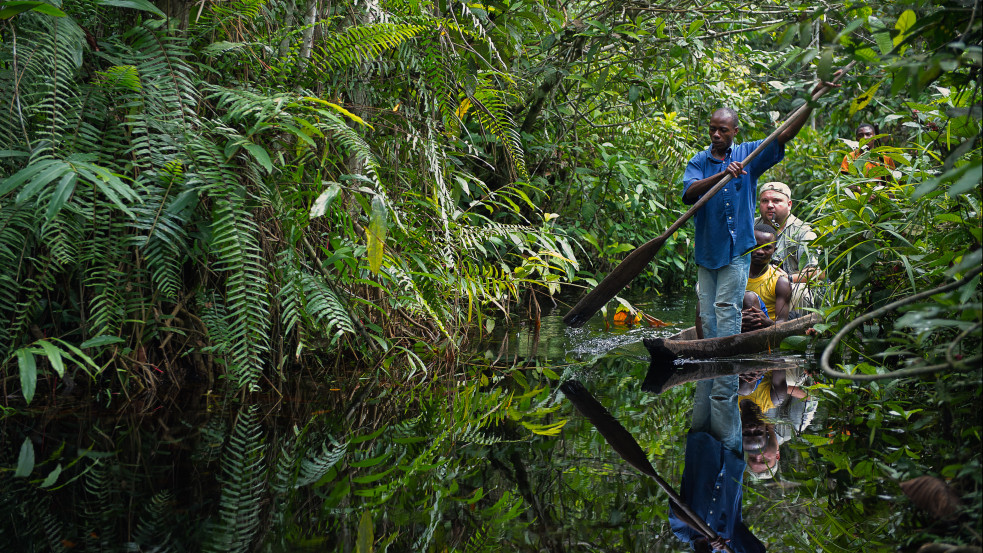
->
xmin=759 ymin=190 xmax=791 ymax=225
xmin=747 ymin=450 xmax=778 ymax=473
xmin=708 ymin=113 xmax=738 ymax=153
xmin=856 ymin=126 xmax=875 ymax=141
xmin=856 ymin=126 xmax=876 ymax=150
xmin=751 ymin=230 xmax=776 ymax=265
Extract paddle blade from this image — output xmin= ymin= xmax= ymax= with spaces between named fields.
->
xmin=563 ymin=235 xmax=668 ymax=327
xmin=559 ymin=379 xmax=657 ymax=478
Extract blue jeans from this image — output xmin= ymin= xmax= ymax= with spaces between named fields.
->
xmin=691 ymin=375 xmax=742 ymax=453
xmin=697 ymin=254 xmax=750 ymax=339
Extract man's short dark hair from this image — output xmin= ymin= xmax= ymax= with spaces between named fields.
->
xmin=754 ymin=222 xmax=777 ymax=237
xmin=856 ymin=123 xmax=877 ymax=134
xmin=713 ymin=107 xmax=740 ymax=128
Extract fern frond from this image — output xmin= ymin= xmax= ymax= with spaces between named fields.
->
xmin=299 ymin=271 xmax=356 ymax=345
xmin=131 ymin=491 xmax=177 ymax=551
xmin=470 ymin=83 xmax=527 ymax=180
xmin=385 ymin=260 xmax=452 ymax=340
xmin=202 ymin=405 xmax=266 ymax=553
xmin=192 ymin=138 xmax=271 ymax=390
xmin=314 ymin=23 xmax=429 ymax=71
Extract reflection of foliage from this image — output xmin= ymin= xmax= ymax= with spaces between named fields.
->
xmin=756 ymin=371 xmax=983 ymax=552
xmin=203 ymin=406 xmax=266 ymax=553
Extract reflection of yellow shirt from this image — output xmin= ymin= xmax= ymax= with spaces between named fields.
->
xmin=745 ymin=373 xmax=775 ymax=412
xmin=746 ymin=264 xmax=788 ymax=320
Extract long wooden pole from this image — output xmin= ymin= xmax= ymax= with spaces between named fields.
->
xmin=563 ymin=62 xmax=857 ymax=327
xmin=560 ymin=379 xmax=735 ymax=552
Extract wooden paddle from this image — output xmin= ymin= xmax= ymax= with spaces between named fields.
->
xmin=563 ymin=63 xmax=856 ymax=327
xmin=559 ymin=379 xmax=735 ymax=553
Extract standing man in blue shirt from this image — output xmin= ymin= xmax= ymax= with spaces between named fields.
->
xmin=683 ymin=105 xmax=815 ymax=339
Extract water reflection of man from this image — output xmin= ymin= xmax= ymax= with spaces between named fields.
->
xmin=741 ymin=400 xmax=781 ymax=476
xmin=669 ymin=375 xmax=766 ymax=553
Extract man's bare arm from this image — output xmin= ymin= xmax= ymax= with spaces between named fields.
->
xmin=791 ymin=267 xmax=824 ymax=283
xmin=770 ymin=369 xmax=788 ymax=407
xmin=774 ymin=276 xmax=792 ymax=322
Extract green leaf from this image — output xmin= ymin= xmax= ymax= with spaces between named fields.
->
xmin=45 ymin=172 xmax=77 ymax=221
xmin=96 ymin=0 xmax=165 ymax=18
xmin=17 ymin=160 xmax=71 ymax=204
xmin=875 ymin=32 xmax=894 ymax=55
xmin=41 ymin=464 xmax=63 ymax=487
xmin=17 ymin=348 xmax=37 ymax=405
xmin=80 ymin=335 xmax=125 ymax=348
xmin=849 ymin=81 xmax=881 ymax=115
xmin=366 ymin=195 xmax=388 ymax=275
xmin=356 ymin=511 xmax=374 ymax=553
xmin=37 ymin=341 xmax=66 ymax=378
xmin=0 ymin=1 xmax=66 ymax=19
xmin=816 ymin=48 xmax=833 ymax=81
xmin=243 ymin=143 xmax=273 ymax=174
xmin=14 ymin=438 xmax=34 ymax=477
xmin=949 ymin=162 xmax=982 ymax=196
xmin=780 ymin=335 xmax=810 ymax=351
xmin=311 ymin=182 xmax=342 ymax=218
xmin=894 ymin=10 xmax=916 ymax=44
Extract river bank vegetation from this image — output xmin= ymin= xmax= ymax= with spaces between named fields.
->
xmin=1 ymin=0 xmax=980 ymax=551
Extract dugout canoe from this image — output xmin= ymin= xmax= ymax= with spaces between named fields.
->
xmin=640 ymin=313 xmax=819 ymax=394
xmin=643 ymin=312 xmax=820 ymax=361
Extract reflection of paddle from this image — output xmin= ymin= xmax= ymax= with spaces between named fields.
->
xmin=559 ymin=379 xmax=733 ymax=553
xmin=562 ymin=64 xmax=856 ymax=328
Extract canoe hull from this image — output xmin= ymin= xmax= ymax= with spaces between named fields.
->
xmin=645 ymin=313 xmax=820 ymax=360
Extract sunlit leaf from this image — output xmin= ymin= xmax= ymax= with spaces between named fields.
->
xmin=322 ymin=102 xmax=374 ymax=130
xmin=311 ymin=182 xmax=342 ymax=218
xmin=366 ymin=195 xmax=388 ymax=275
xmin=894 ymin=10 xmax=916 ymax=45
xmin=849 ymin=81 xmax=882 ymax=115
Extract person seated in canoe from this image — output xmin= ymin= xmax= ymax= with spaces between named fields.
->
xmin=756 ymin=181 xmax=822 ymax=314
xmin=741 ymin=223 xmax=791 ymax=331
xmin=693 ymin=224 xmax=791 ymax=337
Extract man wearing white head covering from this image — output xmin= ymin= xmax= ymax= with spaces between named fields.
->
xmin=756 ymin=181 xmax=821 ymax=312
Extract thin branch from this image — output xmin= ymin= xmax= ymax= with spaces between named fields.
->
xmin=819 ymin=265 xmax=983 ymax=381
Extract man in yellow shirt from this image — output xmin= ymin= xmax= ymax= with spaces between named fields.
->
xmin=742 ymin=223 xmax=791 ymax=331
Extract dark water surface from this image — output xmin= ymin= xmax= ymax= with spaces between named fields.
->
xmin=1 ymin=294 xmax=979 ymax=551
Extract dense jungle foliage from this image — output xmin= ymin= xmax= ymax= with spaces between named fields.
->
xmin=0 ymin=0 xmax=980 ymax=551
xmin=0 ymin=0 xmax=979 ymax=398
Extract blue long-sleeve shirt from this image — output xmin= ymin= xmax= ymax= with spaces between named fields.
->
xmin=682 ymin=140 xmax=784 ymax=270
xmin=669 ymin=432 xmax=765 ymax=553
